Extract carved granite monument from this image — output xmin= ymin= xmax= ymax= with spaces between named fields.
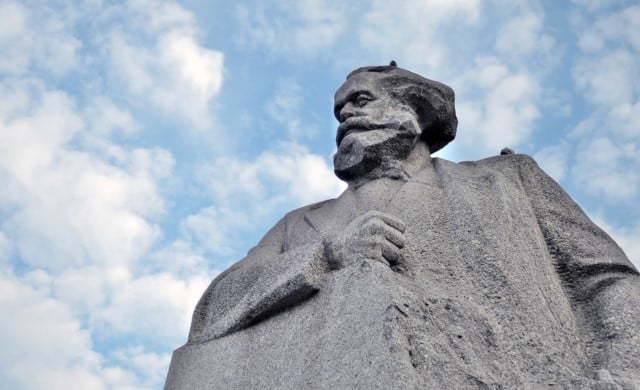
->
xmin=165 ymin=63 xmax=640 ymax=389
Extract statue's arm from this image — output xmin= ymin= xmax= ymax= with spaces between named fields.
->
xmin=187 ymin=215 xmax=327 ymax=343
xmin=516 ymin=155 xmax=640 ymax=384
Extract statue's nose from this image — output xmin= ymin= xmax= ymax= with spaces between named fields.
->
xmin=339 ymin=103 xmax=355 ymax=122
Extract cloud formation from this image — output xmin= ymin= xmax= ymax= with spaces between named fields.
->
xmin=0 ymin=1 xmax=224 ymax=388
xmin=236 ymin=0 xmax=348 ymax=59
xmin=570 ymin=4 xmax=640 ymax=203
xmin=0 ymin=2 xmax=80 ymax=76
xmin=108 ymin=1 xmax=224 ymax=128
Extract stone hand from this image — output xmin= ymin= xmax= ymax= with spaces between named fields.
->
xmin=324 ymin=210 xmax=405 ymax=270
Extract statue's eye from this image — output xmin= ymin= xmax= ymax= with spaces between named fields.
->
xmin=355 ymin=95 xmax=372 ymax=107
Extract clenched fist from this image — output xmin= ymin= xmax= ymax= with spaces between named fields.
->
xmin=324 ymin=210 xmax=406 ymax=271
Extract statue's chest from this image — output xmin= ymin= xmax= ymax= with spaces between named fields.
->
xmin=394 ymin=173 xmax=553 ymax=293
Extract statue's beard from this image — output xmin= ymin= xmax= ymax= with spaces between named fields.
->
xmin=333 ymin=129 xmax=418 ymax=183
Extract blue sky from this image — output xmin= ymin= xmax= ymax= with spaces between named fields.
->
xmin=0 ymin=0 xmax=638 ymax=388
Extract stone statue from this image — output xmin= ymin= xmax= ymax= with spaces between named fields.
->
xmin=166 ymin=63 xmax=640 ymax=389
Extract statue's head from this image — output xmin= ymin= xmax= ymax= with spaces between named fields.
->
xmin=333 ymin=62 xmax=457 ymax=182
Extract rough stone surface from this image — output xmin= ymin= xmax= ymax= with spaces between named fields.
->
xmin=166 ymin=63 xmax=640 ymax=389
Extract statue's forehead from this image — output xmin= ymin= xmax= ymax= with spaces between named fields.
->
xmin=334 ymin=72 xmax=386 ymax=105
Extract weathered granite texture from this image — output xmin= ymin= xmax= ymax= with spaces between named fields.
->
xmin=166 ymin=63 xmax=640 ymax=389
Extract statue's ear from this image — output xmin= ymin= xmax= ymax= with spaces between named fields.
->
xmin=403 ymin=84 xmax=456 ymax=153
xmin=403 ymin=85 xmax=435 ymax=129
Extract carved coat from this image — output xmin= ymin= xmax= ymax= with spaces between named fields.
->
xmin=167 ymin=154 xmax=640 ymax=389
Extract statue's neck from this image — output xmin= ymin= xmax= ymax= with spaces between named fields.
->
xmin=346 ymin=142 xmax=431 ymax=189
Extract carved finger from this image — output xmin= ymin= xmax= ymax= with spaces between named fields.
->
xmin=381 ymin=240 xmax=403 ymax=265
xmin=384 ymin=227 xmax=405 ymax=249
xmin=363 ymin=218 xmax=404 ymax=248
xmin=361 ymin=211 xmax=405 ymax=233
xmin=365 ymin=250 xmax=390 ymax=267
xmin=378 ymin=213 xmax=405 ymax=233
xmin=364 ymin=219 xmax=389 ymax=236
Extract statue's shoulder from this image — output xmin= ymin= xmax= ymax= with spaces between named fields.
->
xmin=457 ymin=151 xmax=540 ymax=173
xmin=284 ymin=198 xmax=337 ymax=219
xmin=435 ymin=151 xmax=545 ymax=185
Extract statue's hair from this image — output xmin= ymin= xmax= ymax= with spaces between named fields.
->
xmin=346 ymin=64 xmax=458 ymax=153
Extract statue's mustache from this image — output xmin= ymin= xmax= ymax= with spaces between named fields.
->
xmin=336 ymin=118 xmax=404 ymax=146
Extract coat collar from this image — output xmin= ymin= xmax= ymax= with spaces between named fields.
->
xmin=303 ymin=162 xmax=440 ymax=238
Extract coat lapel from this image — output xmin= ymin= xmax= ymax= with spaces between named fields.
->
xmin=303 ymin=158 xmax=447 ymax=237
xmin=303 ymin=189 xmax=361 ymax=239
xmin=387 ymin=161 xmax=439 ymax=218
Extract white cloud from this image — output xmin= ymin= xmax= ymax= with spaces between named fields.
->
xmin=149 ymin=239 xmax=213 ymax=277
xmin=111 ymin=346 xmax=172 ymax=389
xmin=0 ymin=275 xmax=106 ymax=390
xmin=573 ymin=4 xmax=640 ymax=53
xmin=96 ymin=271 xmax=209 ymax=345
xmin=0 ymin=1 xmax=228 ymax=388
xmin=2 ymin=146 xmax=170 ymax=272
xmin=0 ymin=2 xmax=80 ymax=76
xmin=572 ymin=4 xmax=639 ymax=116
xmin=265 ymin=78 xmax=317 ymax=139
xmin=572 ymin=137 xmax=639 ymax=201
xmin=454 ymin=57 xmax=540 ymax=157
xmin=495 ymin=7 xmax=555 ymax=59
xmin=84 ymin=97 xmax=138 ymax=137
xmin=203 ymin=142 xmax=345 ymax=211
xmin=569 ymin=3 xmax=640 ymax=204
xmin=0 ymin=2 xmax=25 ymax=40
xmin=235 ymin=0 xmax=482 ymax=74
xmin=571 ymin=0 xmax=630 ymax=13
xmin=534 ymin=145 xmax=569 ymax=182
xmin=359 ymin=0 xmax=480 ymax=72
xmin=0 ymin=77 xmax=197 ymax=389
xmin=182 ymin=206 xmax=250 ymax=256
xmin=108 ymin=28 xmax=224 ymax=128
xmin=0 ymin=83 xmax=81 ymax=191
xmin=129 ymin=0 xmax=195 ymax=32
xmin=0 ymin=80 xmax=175 ymax=274
xmin=573 ymin=49 xmax=638 ymax=108
xmin=0 ymin=232 xmax=12 ymax=264
xmin=610 ymin=101 xmax=640 ymax=139
xmin=8 ymin=262 xmax=209 ymax=389
xmin=256 ymin=145 xmax=345 ymax=205
xmin=52 ymin=266 xmax=107 ymax=316
xmin=0 ymin=272 xmax=178 ymax=390
xmin=0 ymin=81 xmax=204 ymax=386
xmin=236 ymin=0 xmax=347 ymax=58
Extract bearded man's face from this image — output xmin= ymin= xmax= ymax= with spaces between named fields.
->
xmin=333 ymin=73 xmax=422 ymax=181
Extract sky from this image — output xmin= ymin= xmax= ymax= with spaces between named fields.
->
xmin=0 ymin=0 xmax=638 ymax=388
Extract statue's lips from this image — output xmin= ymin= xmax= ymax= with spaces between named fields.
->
xmin=336 ymin=120 xmax=393 ymax=145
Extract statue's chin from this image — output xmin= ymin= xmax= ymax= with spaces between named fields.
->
xmin=333 ymin=146 xmax=368 ymax=181
xmin=334 ymin=129 xmax=416 ymax=182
